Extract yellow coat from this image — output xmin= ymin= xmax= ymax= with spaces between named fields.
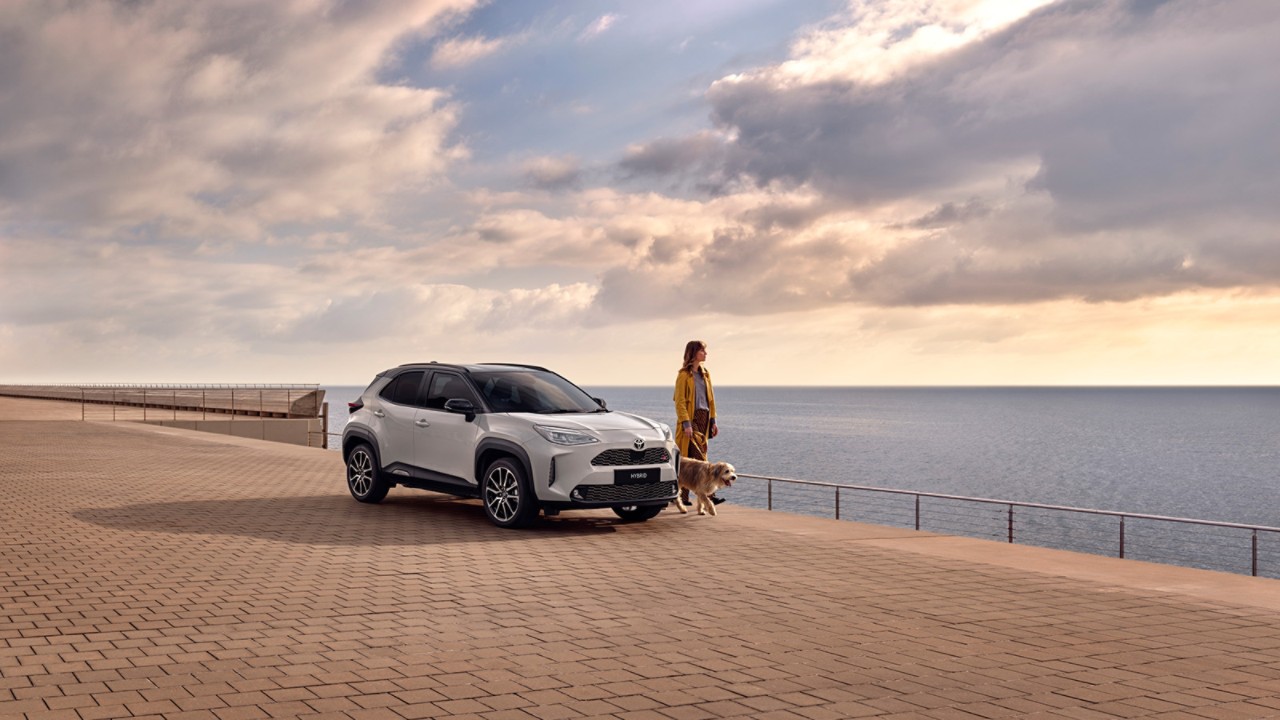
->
xmin=673 ymin=366 xmax=716 ymax=458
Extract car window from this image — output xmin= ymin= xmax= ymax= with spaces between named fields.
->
xmin=424 ymin=372 xmax=480 ymax=410
xmin=379 ymin=371 xmax=425 ymax=407
xmin=471 ymin=369 xmax=601 ymax=414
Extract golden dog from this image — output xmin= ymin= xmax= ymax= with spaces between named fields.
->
xmin=674 ymin=457 xmax=736 ymax=516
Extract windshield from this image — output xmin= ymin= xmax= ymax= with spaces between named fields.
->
xmin=471 ymin=369 xmax=603 ymax=414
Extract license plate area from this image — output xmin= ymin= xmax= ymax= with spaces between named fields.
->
xmin=614 ymin=467 xmax=660 ymax=485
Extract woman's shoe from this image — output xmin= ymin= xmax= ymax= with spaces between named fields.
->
xmin=711 ymin=495 xmax=725 ymax=505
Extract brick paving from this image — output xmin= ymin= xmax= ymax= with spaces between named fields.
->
xmin=3 ymin=401 xmax=1280 ymax=719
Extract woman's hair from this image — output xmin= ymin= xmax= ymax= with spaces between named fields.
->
xmin=681 ymin=340 xmax=707 ymax=373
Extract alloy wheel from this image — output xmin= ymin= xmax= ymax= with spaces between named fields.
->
xmin=485 ymin=464 xmax=521 ymax=524
xmin=348 ymin=448 xmax=374 ymax=497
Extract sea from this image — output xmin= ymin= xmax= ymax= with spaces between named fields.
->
xmin=321 ymin=385 xmax=1280 ymax=576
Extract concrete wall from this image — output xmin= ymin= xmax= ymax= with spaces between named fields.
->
xmin=142 ymin=417 xmax=326 ymax=448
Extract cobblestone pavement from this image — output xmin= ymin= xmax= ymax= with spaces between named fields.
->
xmin=3 ymin=408 xmax=1280 ymax=720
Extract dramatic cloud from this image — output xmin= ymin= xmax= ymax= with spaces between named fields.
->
xmin=622 ymin=0 xmax=1280 ymax=308
xmin=3 ymin=0 xmax=1278 ymax=385
xmin=773 ymin=0 xmax=1059 ymax=86
xmin=0 ymin=0 xmax=473 ymax=238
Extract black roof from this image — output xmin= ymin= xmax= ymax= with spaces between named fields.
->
xmin=391 ymin=362 xmax=549 ymax=374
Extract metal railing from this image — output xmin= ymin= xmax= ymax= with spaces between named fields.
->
xmin=742 ymin=473 xmax=1280 ymax=578
xmin=0 ymin=384 xmax=323 ymax=416
xmin=32 ymin=383 xmax=320 ymax=388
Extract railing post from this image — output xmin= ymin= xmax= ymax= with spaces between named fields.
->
xmin=80 ymin=388 xmax=84 ymax=421
xmin=202 ymin=390 xmax=207 ymax=421
xmin=914 ymin=494 xmax=920 ymax=531
xmin=835 ymin=486 xmax=840 ymax=520
xmin=112 ymin=389 xmax=116 ymax=421
xmin=1252 ymin=529 xmax=1258 ymax=577
xmin=1119 ymin=516 xmax=1126 ymax=559
xmin=1007 ymin=504 xmax=1014 ymax=543
xmin=768 ymin=479 xmax=773 ymax=511
xmin=321 ymin=401 xmax=329 ymax=450
xmin=143 ymin=389 xmax=147 ymax=421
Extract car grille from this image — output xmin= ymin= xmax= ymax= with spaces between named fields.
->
xmin=576 ymin=481 xmax=676 ymax=503
xmin=590 ymin=448 xmax=670 ymax=466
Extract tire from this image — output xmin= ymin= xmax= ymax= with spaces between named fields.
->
xmin=482 ymin=457 xmax=539 ymax=528
xmin=346 ymin=443 xmax=390 ymax=503
xmin=612 ymin=504 xmax=664 ymax=522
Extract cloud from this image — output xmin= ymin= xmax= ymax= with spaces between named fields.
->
xmin=895 ymin=199 xmax=993 ymax=230
xmin=616 ymin=0 xmax=1280 ymax=307
xmin=0 ymin=0 xmax=474 ymax=238
xmin=0 ymin=231 xmax=603 ymax=370
xmin=430 ymin=34 xmax=508 ymax=69
xmin=769 ymin=0 xmax=1059 ymax=86
xmin=4 ymin=0 xmax=1279 ymax=386
xmin=579 ymin=13 xmax=621 ymax=41
xmin=619 ymin=132 xmax=727 ymax=180
xmin=521 ymin=155 xmax=582 ymax=191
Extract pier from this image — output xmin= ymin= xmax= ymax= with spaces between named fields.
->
xmin=3 ymin=395 xmax=1280 ymax=720
xmin=0 ymin=384 xmax=326 ymax=418
xmin=0 ymin=384 xmax=329 ymax=448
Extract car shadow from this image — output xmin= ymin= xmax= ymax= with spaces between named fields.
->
xmin=72 ymin=492 xmax=634 ymax=547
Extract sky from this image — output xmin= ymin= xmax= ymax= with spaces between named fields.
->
xmin=2 ymin=0 xmax=1278 ymax=386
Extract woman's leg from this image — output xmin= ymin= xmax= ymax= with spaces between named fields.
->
xmin=688 ymin=409 xmax=709 ymax=460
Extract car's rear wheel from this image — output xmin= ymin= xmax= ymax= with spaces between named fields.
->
xmin=612 ymin=504 xmax=664 ymax=522
xmin=346 ymin=443 xmax=390 ymax=503
xmin=482 ymin=457 xmax=539 ymax=528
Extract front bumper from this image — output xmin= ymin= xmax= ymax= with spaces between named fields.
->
xmin=534 ymin=440 xmax=679 ymax=508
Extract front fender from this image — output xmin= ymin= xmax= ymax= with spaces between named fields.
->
xmin=474 ymin=437 xmax=534 ymax=486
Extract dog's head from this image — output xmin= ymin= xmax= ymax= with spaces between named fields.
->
xmin=712 ymin=461 xmax=737 ymax=488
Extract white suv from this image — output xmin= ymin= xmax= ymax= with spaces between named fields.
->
xmin=341 ymin=362 xmax=678 ymax=528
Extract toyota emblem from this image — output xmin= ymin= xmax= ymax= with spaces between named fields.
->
xmin=633 ymin=438 xmax=645 ymax=451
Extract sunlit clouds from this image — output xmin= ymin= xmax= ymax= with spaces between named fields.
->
xmin=0 ymin=1 xmax=471 ymax=236
xmin=1 ymin=0 xmax=1277 ymax=385
xmin=763 ymin=0 xmax=1060 ymax=86
xmin=430 ymin=34 xmax=509 ymax=69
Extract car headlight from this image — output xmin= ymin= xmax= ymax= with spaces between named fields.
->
xmin=534 ymin=425 xmax=600 ymax=445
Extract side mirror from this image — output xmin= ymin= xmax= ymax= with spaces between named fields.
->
xmin=592 ymin=397 xmax=608 ymax=410
xmin=443 ymin=398 xmax=477 ymax=421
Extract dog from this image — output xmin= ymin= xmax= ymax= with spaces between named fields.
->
xmin=674 ymin=457 xmax=737 ymax=516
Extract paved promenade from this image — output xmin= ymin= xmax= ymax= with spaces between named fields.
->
xmin=3 ymin=399 xmax=1280 ymax=720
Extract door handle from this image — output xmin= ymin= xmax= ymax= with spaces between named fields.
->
xmin=415 ymin=419 xmax=431 ymax=428
xmin=372 ymin=409 xmax=385 ymax=418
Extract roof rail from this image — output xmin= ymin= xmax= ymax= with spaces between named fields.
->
xmin=478 ymin=362 xmax=549 ymax=372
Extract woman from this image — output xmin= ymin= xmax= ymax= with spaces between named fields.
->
xmin=673 ymin=339 xmax=724 ymax=505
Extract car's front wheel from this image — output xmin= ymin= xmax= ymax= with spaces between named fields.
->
xmin=612 ymin=504 xmax=664 ymax=522
xmin=346 ymin=443 xmax=390 ymax=503
xmin=482 ymin=457 xmax=539 ymax=528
